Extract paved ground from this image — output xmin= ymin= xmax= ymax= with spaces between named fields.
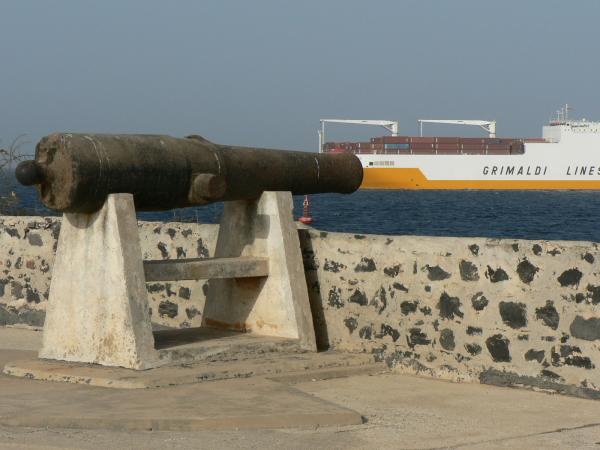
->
xmin=1 ymin=327 xmax=600 ymax=449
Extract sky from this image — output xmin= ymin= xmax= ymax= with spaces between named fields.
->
xmin=1 ymin=0 xmax=599 ymax=154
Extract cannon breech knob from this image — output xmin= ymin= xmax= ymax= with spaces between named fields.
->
xmin=15 ymin=160 xmax=45 ymax=186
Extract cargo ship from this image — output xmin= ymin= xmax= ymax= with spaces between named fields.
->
xmin=319 ymin=107 xmax=600 ymax=189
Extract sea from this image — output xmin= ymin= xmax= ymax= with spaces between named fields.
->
xmin=4 ymin=180 xmax=600 ymax=243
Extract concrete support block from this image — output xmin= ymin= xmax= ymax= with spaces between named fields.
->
xmin=202 ymin=192 xmax=317 ymax=351
xmin=39 ymin=194 xmax=159 ymax=369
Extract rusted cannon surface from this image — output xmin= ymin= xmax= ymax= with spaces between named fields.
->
xmin=15 ymin=133 xmax=363 ymax=213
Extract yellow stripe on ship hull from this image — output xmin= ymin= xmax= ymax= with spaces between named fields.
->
xmin=362 ymin=168 xmax=600 ymax=190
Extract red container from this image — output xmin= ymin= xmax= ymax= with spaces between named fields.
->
xmin=382 ymin=136 xmax=410 ymax=144
xmin=461 ymin=149 xmax=486 ymax=155
xmin=460 ymin=137 xmax=485 ymax=144
xmin=486 ymin=144 xmax=511 ymax=151
xmin=510 ymin=142 xmax=525 ymax=154
xmin=436 ymin=143 xmax=460 ymax=151
xmin=371 ymin=137 xmax=384 ymax=144
xmin=410 ymin=143 xmax=435 ymax=149
xmin=411 ymin=148 xmax=436 ymax=155
xmin=486 ymin=149 xmax=510 ymax=155
xmin=523 ymin=138 xmax=546 ymax=143
xmin=410 ymin=136 xmax=435 ymax=144
xmin=435 ymin=137 xmax=460 ymax=144
xmin=436 ymin=148 xmax=460 ymax=155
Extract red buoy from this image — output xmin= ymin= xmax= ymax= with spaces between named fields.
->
xmin=298 ymin=195 xmax=313 ymax=225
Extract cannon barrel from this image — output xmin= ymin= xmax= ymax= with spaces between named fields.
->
xmin=15 ymin=133 xmax=363 ymax=213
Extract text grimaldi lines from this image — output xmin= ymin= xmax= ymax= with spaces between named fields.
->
xmin=482 ymin=165 xmax=600 ymax=176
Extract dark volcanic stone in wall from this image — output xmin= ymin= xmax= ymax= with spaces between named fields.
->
xmin=459 ymin=260 xmax=479 ymax=281
xmin=158 ymin=300 xmax=178 ymax=318
xmin=466 ymin=326 xmax=482 ymax=336
xmin=468 ymin=244 xmax=479 ymax=256
xmin=327 ymin=287 xmax=344 ymax=308
xmin=380 ymin=324 xmax=400 ymax=342
xmin=465 ymin=343 xmax=482 ymax=356
xmin=554 ymin=345 xmax=595 ymax=369
xmin=535 ymin=300 xmax=559 ymax=330
xmin=324 ymin=259 xmax=346 ymax=273
xmin=392 ymin=282 xmax=409 ymax=292
xmin=471 ymin=292 xmax=488 ymax=311
xmin=383 ymin=264 xmax=401 ymax=277
xmin=157 ymin=242 xmax=169 ymax=259
xmin=511 ymin=243 xmax=519 ymax=252
xmin=439 ymin=328 xmax=455 ymax=351
xmin=400 ymin=300 xmax=418 ymax=315
xmin=407 ymin=328 xmax=431 ymax=348
xmin=147 ymin=283 xmax=165 ymax=293
xmin=196 ymin=239 xmax=210 ymax=258
xmin=525 ymin=349 xmax=545 ymax=363
xmin=26 ymin=288 xmax=40 ymax=304
xmin=27 ymin=233 xmax=43 ymax=246
xmin=437 ymin=292 xmax=463 ymax=320
xmin=486 ymin=334 xmax=511 ymax=362
xmin=532 ymin=244 xmax=542 ymax=255
xmin=516 ymin=259 xmax=539 ymax=284
xmin=570 ymin=316 xmax=600 ymax=341
xmin=425 ymin=265 xmax=451 ymax=281
xmin=582 ymin=252 xmax=595 ymax=264
xmin=557 ymin=268 xmax=582 ymax=287
xmin=420 ymin=306 xmax=432 ymax=315
xmin=486 ymin=266 xmax=509 ymax=283
xmin=355 ymin=257 xmax=376 ymax=272
xmin=499 ymin=301 xmax=527 ymax=329
xmin=178 ymin=287 xmax=191 ymax=300
xmin=344 ymin=317 xmax=358 ymax=334
xmin=586 ymin=284 xmax=600 ymax=304
xmin=370 ymin=287 xmax=387 ymax=314
xmin=0 ymin=305 xmax=18 ymax=325
xmin=359 ymin=325 xmax=374 ymax=340
xmin=348 ymin=289 xmax=368 ymax=306
xmin=185 ymin=307 xmax=199 ymax=319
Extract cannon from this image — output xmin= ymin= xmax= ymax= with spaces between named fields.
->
xmin=13 ymin=132 xmax=363 ymax=369
xmin=15 ymin=133 xmax=363 ymax=213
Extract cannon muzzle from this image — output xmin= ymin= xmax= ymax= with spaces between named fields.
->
xmin=16 ymin=133 xmax=363 ymax=213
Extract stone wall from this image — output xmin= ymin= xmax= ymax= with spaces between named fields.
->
xmin=0 ymin=217 xmax=217 ymax=329
xmin=1 ymin=216 xmax=600 ymax=398
xmin=300 ymin=230 xmax=600 ymax=399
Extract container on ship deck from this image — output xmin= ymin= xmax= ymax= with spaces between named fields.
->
xmin=410 ymin=143 xmax=435 ymax=149
xmin=486 ymin=144 xmax=511 ymax=151
xmin=371 ymin=137 xmax=384 ymax=144
xmin=410 ymin=136 xmax=435 ymax=144
xmin=523 ymin=138 xmax=546 ymax=143
xmin=357 ymin=142 xmax=373 ymax=149
xmin=435 ymin=137 xmax=460 ymax=144
xmin=510 ymin=142 xmax=525 ymax=154
xmin=382 ymin=136 xmax=410 ymax=144
xmin=486 ymin=148 xmax=511 ymax=155
xmin=384 ymin=143 xmax=409 ymax=150
xmin=461 ymin=145 xmax=486 ymax=155
xmin=436 ymin=148 xmax=460 ymax=155
xmin=486 ymin=138 xmax=515 ymax=145
xmin=436 ymin=143 xmax=460 ymax=151
xmin=460 ymin=137 xmax=486 ymax=144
